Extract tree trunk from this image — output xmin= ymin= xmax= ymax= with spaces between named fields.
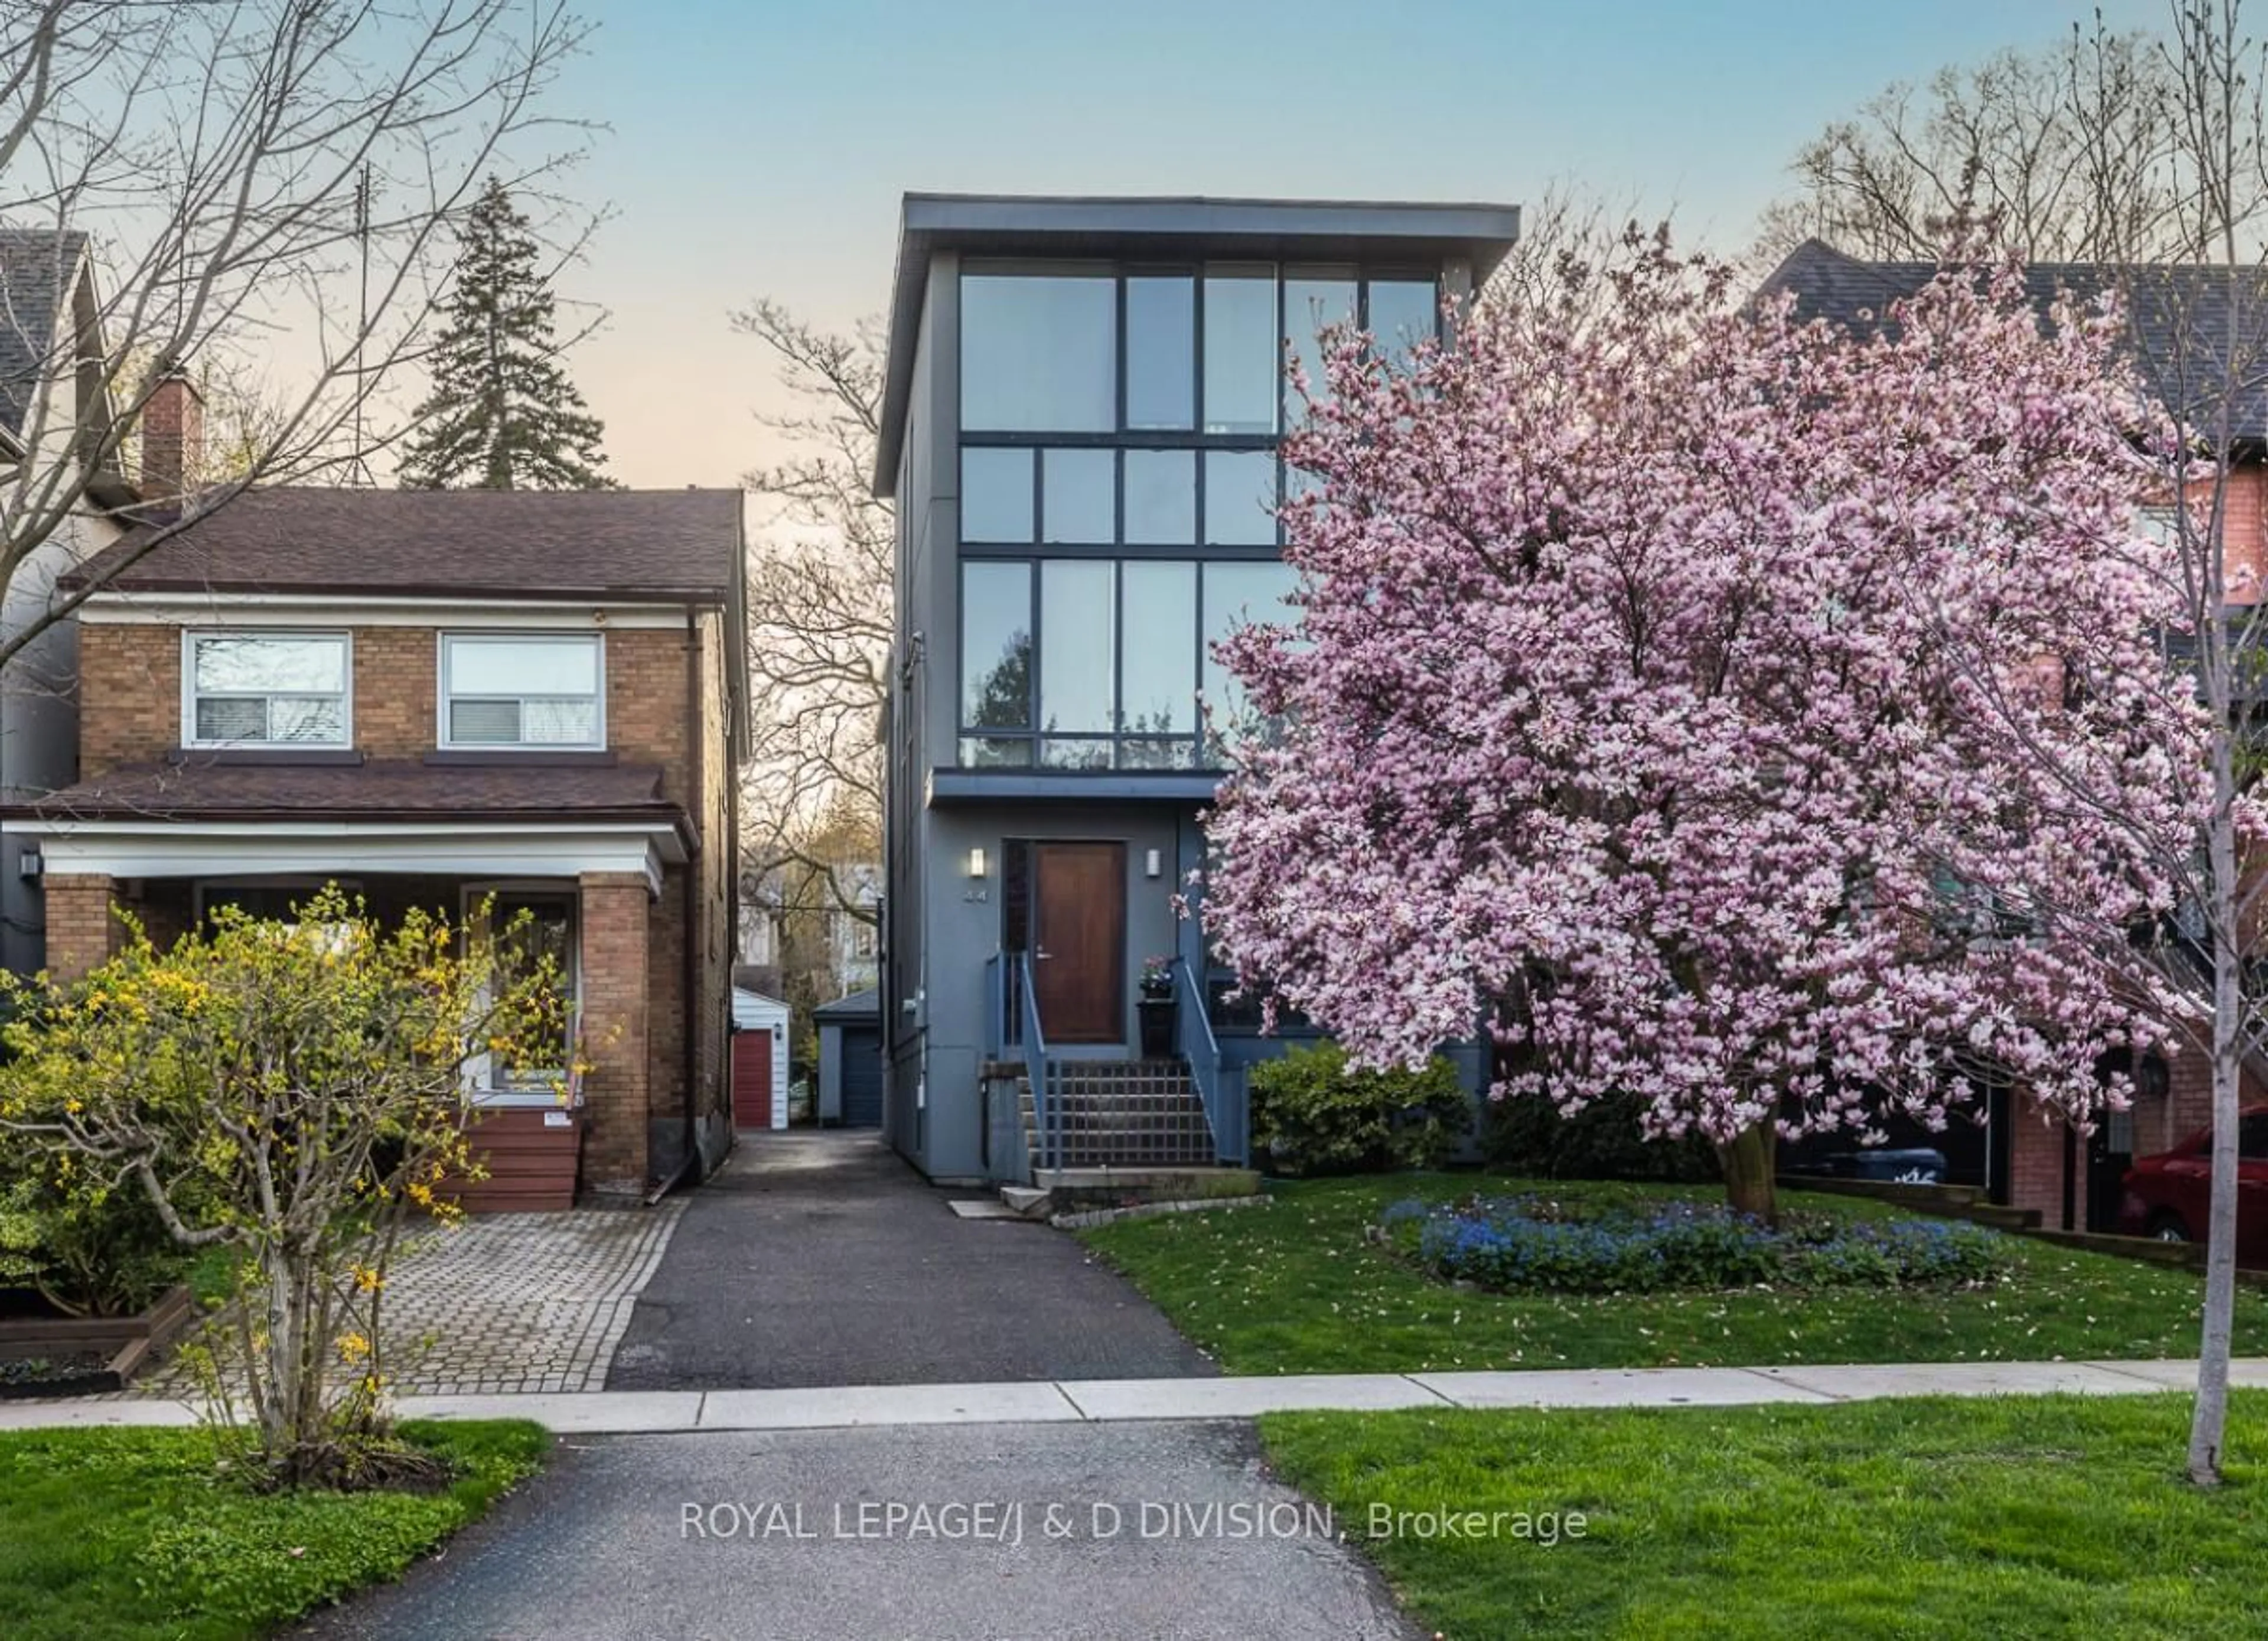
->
xmin=2189 ymin=801 xmax=2243 ymax=1486
xmin=252 ymin=1239 xmax=337 ymax=1484
xmin=1718 ymin=1120 xmax=1778 ymax=1225
xmin=258 ymin=1241 xmax=300 ymax=1469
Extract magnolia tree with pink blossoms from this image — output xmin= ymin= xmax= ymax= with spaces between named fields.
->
xmin=1199 ymin=230 xmax=2215 ymax=1228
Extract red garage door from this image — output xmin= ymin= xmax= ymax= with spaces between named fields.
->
xmin=732 ymin=1030 xmax=774 ymax=1129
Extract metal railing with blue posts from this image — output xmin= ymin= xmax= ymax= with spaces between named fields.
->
xmin=1172 ymin=956 xmax=1248 ymax=1165
xmin=983 ymin=950 xmax=1058 ymax=1169
xmin=1013 ymin=951 xmax=1057 ymax=1170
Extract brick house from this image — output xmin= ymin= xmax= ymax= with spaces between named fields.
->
xmin=3 ymin=485 xmax=750 ymax=1207
xmin=1759 ymin=237 xmax=2268 ymax=1233
xmin=1 ymin=229 xmax=133 ymax=976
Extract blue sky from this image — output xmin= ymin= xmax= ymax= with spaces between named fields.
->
xmin=549 ymin=0 xmax=2171 ymax=487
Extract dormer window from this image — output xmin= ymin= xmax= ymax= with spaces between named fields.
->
xmin=440 ymin=633 xmax=604 ymax=750
xmin=184 ymin=632 xmax=350 ymax=747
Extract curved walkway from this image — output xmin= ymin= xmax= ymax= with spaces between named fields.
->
xmin=603 ymin=1130 xmax=1216 ymax=1391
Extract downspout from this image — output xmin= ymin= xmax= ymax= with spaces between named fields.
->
xmin=663 ymin=605 xmax=703 ymax=1196
xmin=725 ymin=602 xmax=744 ymax=1159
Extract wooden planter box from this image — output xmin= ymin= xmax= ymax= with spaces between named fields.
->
xmin=0 ymin=1284 xmax=197 ymax=1398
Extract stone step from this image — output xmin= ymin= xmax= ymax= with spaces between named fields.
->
xmin=1019 ymin=1106 xmax=1210 ymax=1130
xmin=986 ymin=1057 xmax=1189 ymax=1080
xmin=1021 ymin=1103 xmax=1216 ymax=1130
xmin=1020 ymin=1088 xmax=1204 ymax=1108
xmin=1024 ymin=1116 xmax=1218 ymax=1135
xmin=998 ymin=1184 xmax=1051 ymax=1219
xmin=1030 ymin=1145 xmax=1224 ymax=1170
xmin=1044 ymin=1087 xmax=1200 ymax=1106
xmin=1029 ymin=1165 xmax=1265 ymax=1212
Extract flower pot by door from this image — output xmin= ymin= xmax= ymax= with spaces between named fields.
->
xmin=1138 ymin=996 xmax=1177 ymax=1058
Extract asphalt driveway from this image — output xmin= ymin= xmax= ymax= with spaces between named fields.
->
xmin=294 ymin=1421 xmax=1412 ymax=1641
xmin=604 ymin=1132 xmax=1216 ymax=1390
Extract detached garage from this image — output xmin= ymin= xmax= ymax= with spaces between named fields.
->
xmin=731 ymin=987 xmax=791 ymax=1132
xmin=816 ymin=988 xmax=883 ymax=1129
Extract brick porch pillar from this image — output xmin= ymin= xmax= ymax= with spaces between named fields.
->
xmin=579 ymin=871 xmax=651 ymax=1198
xmin=43 ymin=872 xmax=121 ymax=980
xmin=2008 ymin=1098 xmax=2083 ymax=1231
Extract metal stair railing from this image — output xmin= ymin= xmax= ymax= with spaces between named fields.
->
xmin=1172 ymin=956 xmax=1247 ymax=1165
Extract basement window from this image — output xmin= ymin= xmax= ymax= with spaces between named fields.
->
xmin=440 ymin=633 xmax=605 ymax=750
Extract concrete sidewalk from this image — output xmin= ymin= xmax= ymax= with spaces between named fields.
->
xmin=11 ymin=1357 xmax=2267 ymax=1435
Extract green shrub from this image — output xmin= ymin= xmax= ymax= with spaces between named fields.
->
xmin=1480 ymin=1087 xmax=1720 ymax=1184
xmin=0 ymin=1155 xmax=190 ymax=1318
xmin=1249 ymin=1041 xmax=1470 ymax=1176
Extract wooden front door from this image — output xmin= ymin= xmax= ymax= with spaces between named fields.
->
xmin=1032 ymin=842 xmax=1125 ymax=1044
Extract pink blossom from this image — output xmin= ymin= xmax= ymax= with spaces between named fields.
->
xmin=1201 ymin=231 xmax=2213 ymax=1150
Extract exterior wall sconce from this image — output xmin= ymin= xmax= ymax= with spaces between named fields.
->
xmin=1143 ymin=849 xmax=1163 ymax=880
xmin=17 ymin=848 xmax=41 ymax=880
xmin=966 ymin=846 xmax=988 ymax=879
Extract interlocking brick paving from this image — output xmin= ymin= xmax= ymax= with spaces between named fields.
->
xmin=139 ymin=1204 xmax=684 ymax=1398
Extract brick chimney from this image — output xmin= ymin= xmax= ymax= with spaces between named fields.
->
xmin=138 ymin=367 xmax=204 ymax=502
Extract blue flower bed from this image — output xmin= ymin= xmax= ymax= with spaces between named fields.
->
xmin=1386 ymin=1194 xmax=2014 ymax=1294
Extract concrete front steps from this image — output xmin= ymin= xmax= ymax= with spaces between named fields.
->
xmin=1015 ymin=1059 xmax=1221 ymax=1169
xmin=991 ymin=1057 xmax=1259 ymax=1215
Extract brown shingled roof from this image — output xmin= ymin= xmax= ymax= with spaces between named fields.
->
xmin=69 ymin=486 xmax=743 ymax=601
xmin=19 ymin=756 xmax=690 ymax=838
xmin=1755 ymin=238 xmax=2268 ymax=444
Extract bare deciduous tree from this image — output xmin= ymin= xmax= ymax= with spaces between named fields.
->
xmin=2138 ymin=0 xmax=2268 ymax=1489
xmin=0 ymin=0 xmax=593 ymax=670
xmin=1777 ymin=1 xmax=2268 ymax=1487
xmin=1756 ymin=25 xmax=2206 ymax=264
xmin=735 ymin=298 xmax=889 ymax=927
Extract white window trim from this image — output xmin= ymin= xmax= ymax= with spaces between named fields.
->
xmin=461 ymin=880 xmax=584 ymax=1108
xmin=180 ymin=629 xmax=353 ymax=750
xmin=437 ymin=630 xmax=607 ymax=753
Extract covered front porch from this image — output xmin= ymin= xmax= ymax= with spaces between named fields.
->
xmin=24 ymin=815 xmax=686 ymax=1206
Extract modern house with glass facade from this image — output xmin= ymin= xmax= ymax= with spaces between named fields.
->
xmin=872 ymin=194 xmax=1520 ymax=1184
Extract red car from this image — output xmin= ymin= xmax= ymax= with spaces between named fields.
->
xmin=2116 ymin=1109 xmax=2268 ymax=1266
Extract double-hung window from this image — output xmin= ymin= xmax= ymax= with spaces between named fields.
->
xmin=441 ymin=634 xmax=605 ymax=750
xmin=184 ymin=632 xmax=351 ymax=748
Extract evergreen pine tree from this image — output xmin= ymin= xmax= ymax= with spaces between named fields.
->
xmin=397 ymin=177 xmax=616 ymax=489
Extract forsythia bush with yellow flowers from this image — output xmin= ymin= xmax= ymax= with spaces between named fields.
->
xmin=0 ymin=887 xmax=575 ymax=1489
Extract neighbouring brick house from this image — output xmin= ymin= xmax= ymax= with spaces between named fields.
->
xmin=1 ymin=229 xmax=134 ymax=976
xmin=3 ymin=486 xmax=750 ymax=1207
xmin=1760 ymin=237 xmax=2268 ymax=1234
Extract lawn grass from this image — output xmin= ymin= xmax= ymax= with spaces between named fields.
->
xmin=1080 ymin=1174 xmax=2268 ymax=1373
xmin=0 ymin=1419 xmax=547 ymax=1641
xmin=1260 ymin=1391 xmax=2268 ymax=1640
